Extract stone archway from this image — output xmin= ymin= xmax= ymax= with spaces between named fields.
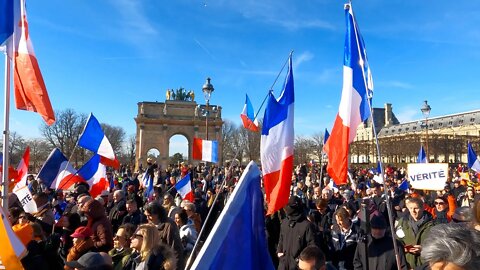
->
xmin=135 ymin=99 xmax=223 ymax=171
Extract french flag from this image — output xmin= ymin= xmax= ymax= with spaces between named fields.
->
xmin=190 ymin=161 xmax=274 ymax=270
xmin=78 ymin=113 xmax=115 ymax=160
xmin=37 ymin=148 xmax=83 ymax=190
xmin=143 ymin=172 xmax=154 ymax=199
xmin=193 ymin=138 xmax=218 ymax=163
xmin=0 ymin=0 xmax=13 ymax=46
xmin=324 ymin=4 xmax=373 ymax=185
xmin=467 ymin=142 xmax=480 ymax=173
xmin=417 ymin=145 xmax=427 ymax=163
xmin=240 ymin=94 xmax=259 ymax=132
xmin=175 ymin=174 xmax=194 ymax=202
xmin=12 ymin=0 xmax=55 ymax=125
xmin=78 ymin=154 xmax=109 ymax=198
xmin=260 ymin=54 xmax=294 ymax=215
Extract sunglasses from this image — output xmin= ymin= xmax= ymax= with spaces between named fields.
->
xmin=132 ymin=233 xmax=143 ymax=239
xmin=114 ymin=235 xmax=125 ymax=240
xmin=434 ymin=201 xmax=445 ymax=205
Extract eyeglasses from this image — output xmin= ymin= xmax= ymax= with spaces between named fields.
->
xmin=434 ymin=201 xmax=445 ymax=205
xmin=114 ymin=235 xmax=124 ymax=240
xmin=18 ymin=215 xmax=27 ymax=219
xmin=132 ymin=233 xmax=143 ymax=239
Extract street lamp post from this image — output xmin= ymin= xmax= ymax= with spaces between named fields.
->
xmin=421 ymin=100 xmax=431 ymax=160
xmin=202 ymin=77 xmax=214 ymax=140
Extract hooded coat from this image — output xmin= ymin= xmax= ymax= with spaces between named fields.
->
xmin=84 ymin=199 xmax=114 ymax=252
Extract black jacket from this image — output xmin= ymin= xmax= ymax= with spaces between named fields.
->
xmin=353 ymin=235 xmax=407 ymax=270
xmin=277 ymin=215 xmax=317 ymax=270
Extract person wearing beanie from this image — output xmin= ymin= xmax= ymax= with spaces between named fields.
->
xmin=65 ymin=226 xmax=95 ymax=270
xmin=277 ymin=196 xmax=316 ymax=270
xmin=353 ymin=214 xmax=408 ymax=270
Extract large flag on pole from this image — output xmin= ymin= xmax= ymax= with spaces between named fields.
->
xmin=12 ymin=0 xmax=55 ymax=125
xmin=0 ymin=0 xmax=14 ymax=45
xmin=78 ymin=113 xmax=115 ymax=160
xmin=324 ymin=4 xmax=373 ymax=185
xmin=37 ymin=148 xmax=83 ymax=189
xmin=240 ymin=94 xmax=259 ymax=132
xmin=175 ymin=174 xmax=194 ymax=202
xmin=260 ymin=54 xmax=294 ymax=215
xmin=0 ymin=206 xmax=26 ymax=269
xmin=190 ymin=161 xmax=274 ymax=270
xmin=417 ymin=145 xmax=427 ymax=163
xmin=468 ymin=142 xmax=480 ymax=173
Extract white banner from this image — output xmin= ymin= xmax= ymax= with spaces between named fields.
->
xmin=407 ymin=163 xmax=448 ymax=191
xmin=13 ymin=186 xmax=38 ymax=214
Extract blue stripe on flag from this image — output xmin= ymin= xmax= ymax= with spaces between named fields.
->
xmin=176 ymin=174 xmax=190 ymax=190
xmin=0 ymin=0 xmax=14 ymax=45
xmin=78 ymin=113 xmax=105 ymax=153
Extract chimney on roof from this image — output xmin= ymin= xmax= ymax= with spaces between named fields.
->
xmin=385 ymin=103 xmax=393 ymax=127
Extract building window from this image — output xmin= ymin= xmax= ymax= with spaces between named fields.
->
xmin=406 ymin=128 xmax=409 ymax=131
xmin=439 ymin=123 xmax=443 ymax=126
xmin=459 ymin=120 xmax=464 ymax=124
xmin=449 ymin=121 xmax=453 ymax=125
xmin=471 ymin=118 xmax=475 ymax=122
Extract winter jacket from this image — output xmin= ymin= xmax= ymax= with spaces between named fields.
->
xmin=122 ymin=210 xmax=146 ymax=227
xmin=396 ymin=213 xmax=434 ymax=269
xmin=21 ymin=240 xmax=50 ymax=270
xmin=155 ymin=218 xmax=185 ymax=269
xmin=277 ymin=215 xmax=317 ymax=270
xmin=330 ymin=222 xmax=359 ymax=270
xmin=65 ymin=238 xmax=94 ymax=270
xmin=423 ymin=194 xmax=456 ymax=224
xmin=122 ymin=244 xmax=176 ymax=270
xmin=109 ymin=247 xmax=133 ymax=270
xmin=84 ymin=199 xmax=114 ymax=252
xmin=353 ymin=235 xmax=407 ymax=270
xmin=109 ymin=199 xmax=127 ymax=232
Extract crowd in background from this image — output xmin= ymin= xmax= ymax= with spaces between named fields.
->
xmin=5 ymin=160 xmax=480 ymax=270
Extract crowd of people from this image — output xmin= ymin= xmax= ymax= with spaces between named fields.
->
xmin=4 ymin=159 xmax=480 ymax=270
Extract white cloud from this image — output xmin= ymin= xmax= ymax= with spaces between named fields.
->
xmin=395 ymin=107 xmax=419 ymax=123
xmin=293 ymin=51 xmax=314 ymax=70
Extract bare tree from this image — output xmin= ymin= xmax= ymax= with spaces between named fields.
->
xmin=101 ymin=123 xmax=126 ymax=154
xmin=27 ymin=138 xmax=50 ymax=172
xmin=310 ymin=132 xmax=324 ymax=162
xmin=5 ymin=131 xmax=26 ymax=165
xmin=294 ymin=135 xmax=315 ymax=165
xmin=120 ymin=134 xmax=136 ymax=168
xmin=222 ymin=120 xmax=243 ymax=164
xmin=40 ymin=109 xmax=88 ymax=165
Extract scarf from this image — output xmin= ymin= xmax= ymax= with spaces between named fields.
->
xmin=408 ymin=214 xmax=426 ymax=236
xmin=434 ymin=209 xmax=448 ymax=224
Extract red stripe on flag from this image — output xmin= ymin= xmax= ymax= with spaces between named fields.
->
xmin=193 ymin=138 xmax=203 ymax=160
xmin=240 ymin=114 xmax=259 ymax=132
xmin=324 ymin=114 xmax=350 ymax=186
xmin=263 ymin=155 xmax=294 ymax=215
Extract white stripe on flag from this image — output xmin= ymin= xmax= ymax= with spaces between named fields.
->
xmin=202 ymin=140 xmax=213 ymax=162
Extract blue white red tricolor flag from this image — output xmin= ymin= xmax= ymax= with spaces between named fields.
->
xmin=240 ymin=94 xmax=259 ymax=132
xmin=12 ymin=0 xmax=55 ymax=125
xmin=191 ymin=161 xmax=274 ymax=270
xmin=417 ymin=145 xmax=427 ymax=163
xmin=175 ymin=174 xmax=194 ymax=202
xmin=14 ymin=146 xmax=29 ymax=185
xmin=78 ymin=113 xmax=115 ymax=160
xmin=324 ymin=4 xmax=373 ymax=185
xmin=260 ymin=53 xmax=294 ymax=215
xmin=467 ymin=142 xmax=480 ymax=173
xmin=78 ymin=154 xmax=109 ymax=198
xmin=36 ymin=148 xmax=83 ymax=190
xmin=193 ymin=138 xmax=218 ymax=163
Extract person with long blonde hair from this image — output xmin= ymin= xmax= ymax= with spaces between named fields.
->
xmin=123 ymin=224 xmax=176 ymax=270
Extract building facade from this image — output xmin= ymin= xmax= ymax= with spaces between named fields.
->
xmin=350 ymin=104 xmax=480 ymax=166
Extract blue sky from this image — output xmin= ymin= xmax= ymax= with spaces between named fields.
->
xmin=1 ymin=0 xmax=480 ymax=156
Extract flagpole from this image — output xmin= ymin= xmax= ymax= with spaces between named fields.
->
xmin=348 ymin=4 xmax=402 ymax=269
xmin=2 ymin=50 xmax=11 ymax=211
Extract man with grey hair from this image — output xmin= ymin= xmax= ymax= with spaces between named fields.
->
xmin=109 ymin=190 xmax=126 ymax=232
xmin=421 ymin=223 xmax=480 ymax=270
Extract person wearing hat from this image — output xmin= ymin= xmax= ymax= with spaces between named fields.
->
xmin=353 ymin=214 xmax=407 ymax=270
xmin=460 ymin=186 xmax=476 ymax=208
xmin=277 ymin=196 xmax=316 ymax=270
xmin=65 ymin=252 xmax=111 ymax=270
xmin=65 ymin=226 xmax=95 ymax=270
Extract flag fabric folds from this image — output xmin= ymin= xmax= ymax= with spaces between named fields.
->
xmin=37 ymin=148 xmax=83 ymax=189
xmin=417 ymin=145 xmax=427 ymax=163
xmin=193 ymin=138 xmax=218 ymax=163
xmin=468 ymin=142 xmax=480 ymax=173
xmin=260 ymin=54 xmax=294 ymax=216
xmin=240 ymin=94 xmax=259 ymax=132
xmin=0 ymin=206 xmax=27 ymax=269
xmin=190 ymin=161 xmax=274 ymax=270
xmin=323 ymin=128 xmax=330 ymax=145
xmin=78 ymin=154 xmax=108 ymax=198
xmin=13 ymin=0 xmax=55 ymax=125
xmin=398 ymin=180 xmax=409 ymax=192
xmin=142 ymin=172 xmax=154 ymax=199
xmin=78 ymin=113 xmax=115 ymax=160
xmin=0 ymin=0 xmax=14 ymax=45
xmin=175 ymin=174 xmax=194 ymax=202
xmin=324 ymin=4 xmax=373 ymax=186
xmin=15 ymin=146 xmax=29 ymax=184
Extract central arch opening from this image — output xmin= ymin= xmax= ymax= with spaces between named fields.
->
xmin=169 ymin=134 xmax=189 ymax=165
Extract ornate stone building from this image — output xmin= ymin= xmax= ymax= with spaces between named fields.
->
xmin=350 ymin=104 xmax=480 ymax=166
